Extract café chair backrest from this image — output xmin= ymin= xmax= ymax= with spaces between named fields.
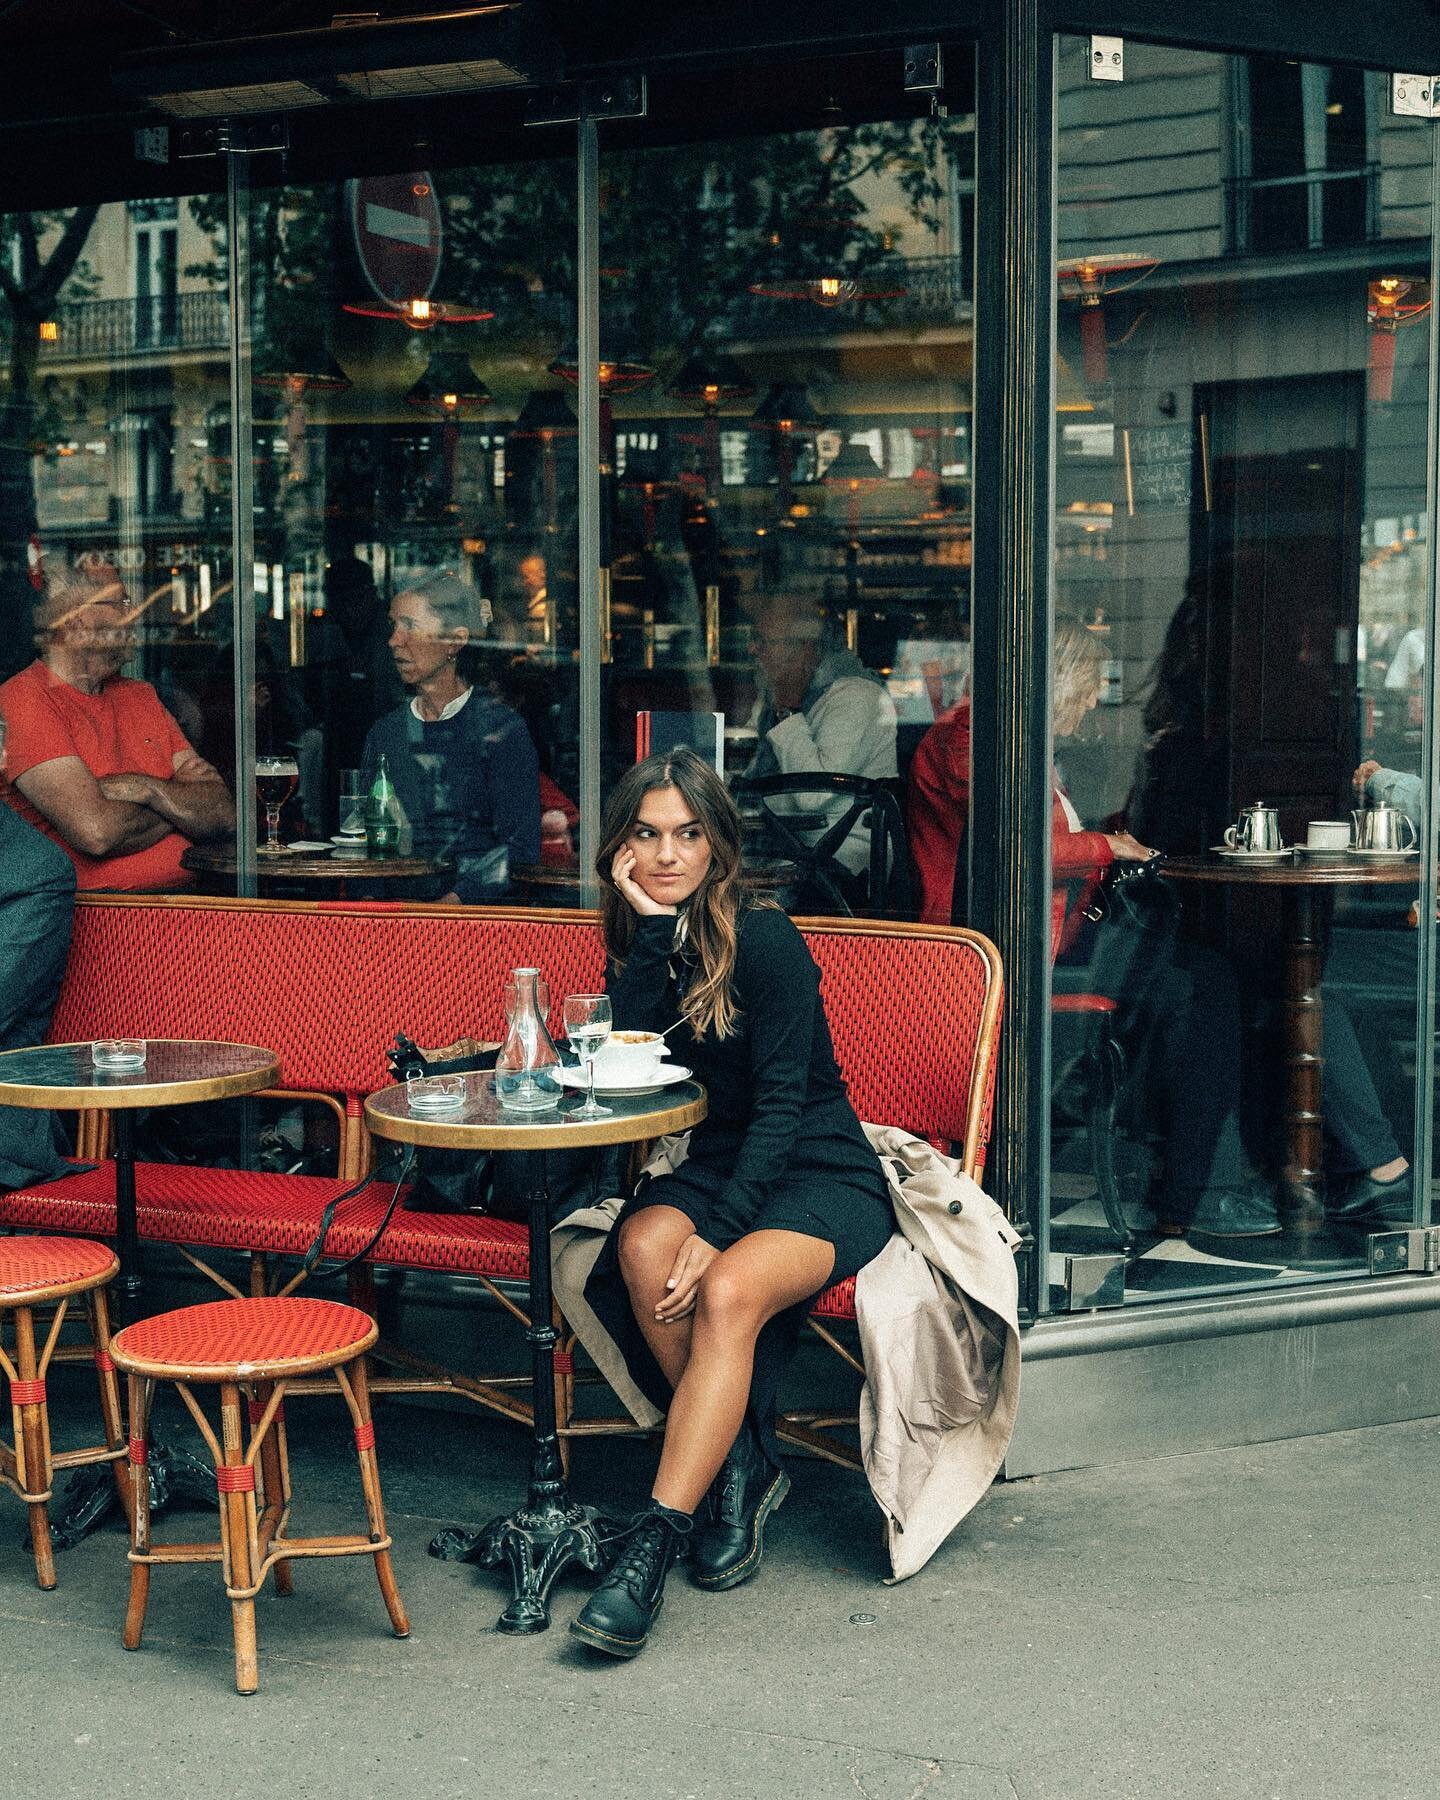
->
xmin=742 ymin=772 xmax=915 ymax=919
xmin=53 ymin=897 xmax=998 ymax=1174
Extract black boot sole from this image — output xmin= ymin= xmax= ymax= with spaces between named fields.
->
xmin=691 ymin=1471 xmax=790 ymax=1591
xmin=568 ymin=1596 xmax=661 ymax=1659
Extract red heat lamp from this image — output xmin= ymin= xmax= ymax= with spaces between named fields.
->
xmin=342 ymin=296 xmax=494 ymax=330
xmin=1367 ymin=277 xmax=1431 ymax=404
xmin=547 ymin=344 xmax=656 ymax=395
xmin=668 ymin=350 xmax=755 ymax=410
xmin=404 ymin=352 xmax=493 ymax=417
xmin=747 ymin=273 xmax=906 ymax=308
xmin=254 ymin=351 xmax=352 ymax=398
xmin=1056 ymin=253 xmax=1159 ymax=385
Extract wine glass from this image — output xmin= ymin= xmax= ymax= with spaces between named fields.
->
xmin=563 ymin=994 xmax=613 ymax=1120
xmin=255 ymin=755 xmax=298 ymax=855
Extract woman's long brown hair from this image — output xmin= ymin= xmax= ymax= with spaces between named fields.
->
xmin=596 ymin=746 xmax=768 ymax=1040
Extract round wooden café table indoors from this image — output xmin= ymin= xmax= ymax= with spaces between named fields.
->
xmin=182 ymin=844 xmax=454 ymax=894
xmin=364 ymin=1069 xmax=705 ymax=1635
xmin=0 ymin=1039 xmax=279 ymax=1541
xmin=1161 ymin=852 xmax=1422 ymax=1226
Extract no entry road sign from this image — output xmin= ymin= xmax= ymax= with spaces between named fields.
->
xmin=347 ymin=172 xmax=442 ymax=306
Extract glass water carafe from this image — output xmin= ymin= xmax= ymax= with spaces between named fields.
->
xmin=495 ymin=967 xmax=564 ymax=1112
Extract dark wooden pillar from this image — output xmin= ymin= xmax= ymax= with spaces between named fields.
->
xmin=968 ymin=1 xmax=1056 ymax=1315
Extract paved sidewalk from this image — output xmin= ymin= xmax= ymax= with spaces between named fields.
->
xmin=6 ymin=1305 xmax=1439 ymax=1800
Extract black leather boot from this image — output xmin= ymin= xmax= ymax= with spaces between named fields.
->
xmin=569 ymin=1500 xmax=692 ymax=1658
xmin=690 ymin=1424 xmax=790 ymax=1591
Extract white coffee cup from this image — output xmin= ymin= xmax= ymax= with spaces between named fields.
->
xmin=1306 ymin=820 xmax=1350 ymax=851
xmin=592 ymin=1033 xmax=669 ymax=1085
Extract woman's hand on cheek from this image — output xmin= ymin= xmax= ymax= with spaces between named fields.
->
xmin=611 ymin=845 xmax=677 ymax=918
xmin=655 ymin=1234 xmax=719 ymax=1321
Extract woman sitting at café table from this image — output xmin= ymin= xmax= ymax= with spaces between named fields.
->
xmin=361 ymin=569 xmax=540 ymax=903
xmin=570 ymin=745 xmax=892 ymax=1658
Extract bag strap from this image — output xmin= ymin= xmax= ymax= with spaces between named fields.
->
xmin=274 ymin=1144 xmax=417 ymax=1295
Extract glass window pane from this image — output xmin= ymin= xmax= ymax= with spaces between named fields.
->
xmin=1049 ymin=40 xmax=1432 ymax=1304
xmin=0 ymin=194 xmax=236 ymax=896
xmin=238 ymin=157 xmax=577 ymax=901
xmin=598 ymin=53 xmax=975 ymax=922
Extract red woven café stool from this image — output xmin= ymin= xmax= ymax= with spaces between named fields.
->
xmin=0 ymin=1235 xmax=128 ymax=1589
xmin=110 ymin=1296 xmax=410 ymax=1695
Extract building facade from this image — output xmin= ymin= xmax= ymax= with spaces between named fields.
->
xmin=3 ymin=0 xmax=1440 ymax=1470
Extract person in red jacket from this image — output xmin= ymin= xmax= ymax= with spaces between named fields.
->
xmin=908 ymin=622 xmax=1275 ymax=1240
xmin=908 ymin=624 xmax=1152 ymax=943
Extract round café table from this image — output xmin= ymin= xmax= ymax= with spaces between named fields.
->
xmin=364 ymin=1071 xmax=705 ymax=1635
xmin=0 ymin=1040 xmax=279 ymax=1539
xmin=182 ymin=845 xmax=454 ymax=895
xmin=1162 ymin=853 xmax=1421 ymax=1225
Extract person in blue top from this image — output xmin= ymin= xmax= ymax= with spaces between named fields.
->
xmin=361 ymin=570 xmax=540 ymax=903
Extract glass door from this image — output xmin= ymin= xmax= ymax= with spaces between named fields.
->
xmin=1047 ymin=39 xmax=1437 ymax=1305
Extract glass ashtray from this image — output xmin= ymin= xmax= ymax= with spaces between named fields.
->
xmin=406 ymin=1074 xmax=468 ymax=1115
xmin=93 ymin=1039 xmax=146 ymax=1071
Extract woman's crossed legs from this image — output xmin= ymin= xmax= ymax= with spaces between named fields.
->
xmin=616 ymin=1204 xmax=833 ymax=1515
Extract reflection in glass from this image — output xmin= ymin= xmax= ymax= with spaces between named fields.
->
xmin=1048 ymin=39 xmax=1434 ymax=1305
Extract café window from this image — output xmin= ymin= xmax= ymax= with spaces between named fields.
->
xmin=1229 ymin=59 xmax=1375 ymax=254
xmin=1049 ymin=37 xmax=1436 ymax=1311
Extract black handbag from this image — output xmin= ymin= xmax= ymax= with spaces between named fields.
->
xmin=385 ymin=1034 xmax=625 ymax=1224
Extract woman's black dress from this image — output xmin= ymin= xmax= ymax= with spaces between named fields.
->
xmin=583 ymin=902 xmax=892 ymax=1469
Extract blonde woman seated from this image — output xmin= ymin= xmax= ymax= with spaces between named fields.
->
xmin=570 ymin=746 xmax=892 ymax=1658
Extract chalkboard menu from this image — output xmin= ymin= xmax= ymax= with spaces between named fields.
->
xmin=1121 ymin=417 xmax=1211 ymax=515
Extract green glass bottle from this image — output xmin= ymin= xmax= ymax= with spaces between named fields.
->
xmin=365 ymin=754 xmax=400 ymax=858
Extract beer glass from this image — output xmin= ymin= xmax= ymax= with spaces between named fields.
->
xmin=255 ymin=755 xmax=299 ymax=855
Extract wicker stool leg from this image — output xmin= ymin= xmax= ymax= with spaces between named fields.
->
xmin=218 ymin=1381 xmax=260 ymax=1695
xmin=252 ymin=1382 xmax=293 ymax=1597
xmin=13 ymin=1305 xmax=56 ymax=1590
xmin=347 ymin=1355 xmax=409 ymax=1638
xmin=86 ymin=1288 xmax=131 ymax=1525
xmin=122 ymin=1376 xmax=152 ymax=1650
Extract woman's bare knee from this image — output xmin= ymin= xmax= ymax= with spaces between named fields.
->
xmin=618 ymin=1210 xmax=686 ymax=1290
xmin=694 ymin=1263 xmax=762 ymax=1336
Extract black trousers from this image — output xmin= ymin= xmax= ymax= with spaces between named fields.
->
xmin=0 ymin=806 xmax=78 ymax=1188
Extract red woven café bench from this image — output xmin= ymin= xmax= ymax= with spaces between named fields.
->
xmin=0 ymin=896 xmax=1001 ymax=1468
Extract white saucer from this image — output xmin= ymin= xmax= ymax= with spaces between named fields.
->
xmin=1348 ymin=846 xmax=1419 ymax=860
xmin=560 ymin=1064 xmax=693 ymax=1097
xmin=288 ymin=840 xmax=331 ymax=853
xmin=1211 ymin=845 xmax=1291 ymax=862
xmin=330 ymin=833 xmax=367 ymax=847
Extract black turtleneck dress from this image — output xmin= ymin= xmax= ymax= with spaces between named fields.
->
xmin=583 ymin=902 xmax=892 ymax=1466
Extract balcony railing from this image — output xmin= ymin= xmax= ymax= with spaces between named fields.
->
xmin=0 ymin=291 xmax=231 ymax=363
xmin=1225 ymin=163 xmax=1380 ymax=256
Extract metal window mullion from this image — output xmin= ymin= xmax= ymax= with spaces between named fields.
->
xmin=576 ymin=112 xmax=601 ymax=907
xmin=226 ymin=144 xmax=257 ymax=898
xmin=969 ymin=9 xmax=1056 ymax=1317
xmin=1410 ymin=123 xmax=1440 ymax=1225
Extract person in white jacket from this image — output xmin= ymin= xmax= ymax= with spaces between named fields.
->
xmin=745 ymin=596 xmax=897 ymax=882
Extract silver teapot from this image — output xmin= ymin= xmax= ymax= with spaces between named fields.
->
xmin=1224 ymin=802 xmax=1283 ymax=853
xmin=1351 ymin=803 xmax=1417 ymax=852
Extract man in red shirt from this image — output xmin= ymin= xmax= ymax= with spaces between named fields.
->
xmin=0 ymin=555 xmax=235 ymax=890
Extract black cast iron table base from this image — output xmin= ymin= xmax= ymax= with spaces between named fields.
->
xmin=428 ymin=1149 xmax=617 ymax=1633
xmin=33 ymin=1439 xmax=218 ymax=1553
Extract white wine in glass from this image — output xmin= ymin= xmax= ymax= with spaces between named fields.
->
xmin=563 ymin=994 xmax=613 ymax=1120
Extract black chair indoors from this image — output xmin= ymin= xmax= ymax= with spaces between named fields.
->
xmin=741 ymin=772 xmax=914 ymax=918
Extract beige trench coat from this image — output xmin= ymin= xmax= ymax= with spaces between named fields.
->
xmin=856 ymin=1125 xmax=1022 ymax=1581
xmin=549 ymin=1124 xmax=1022 ymax=1582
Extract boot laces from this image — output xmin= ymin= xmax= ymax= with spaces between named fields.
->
xmin=608 ymin=1516 xmax=671 ymax=1593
